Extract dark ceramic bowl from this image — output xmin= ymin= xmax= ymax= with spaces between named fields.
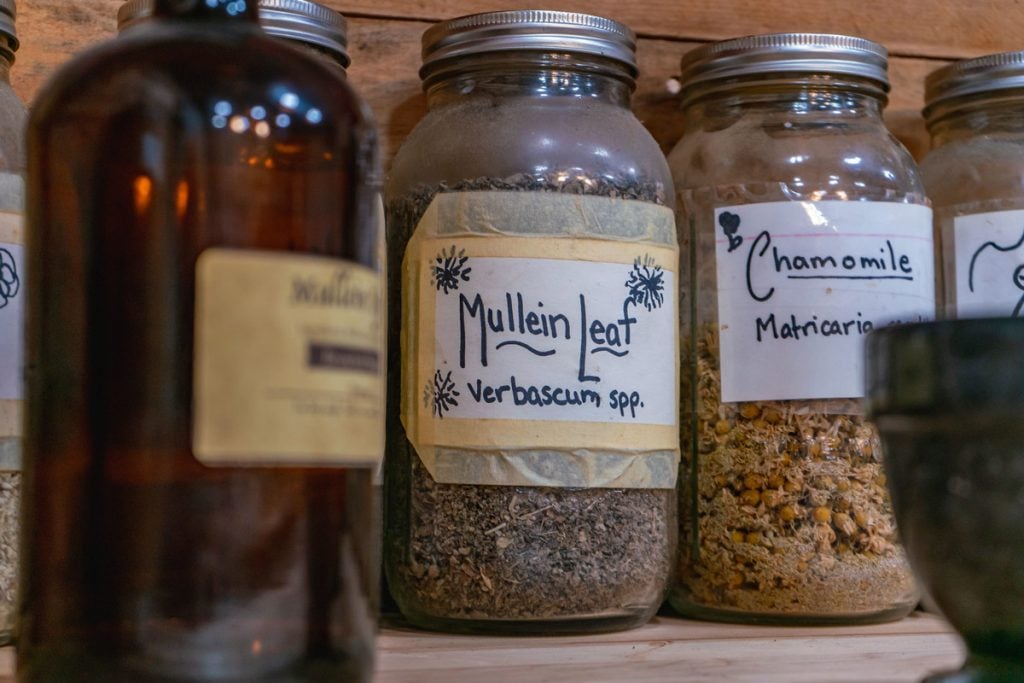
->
xmin=866 ymin=318 xmax=1024 ymax=682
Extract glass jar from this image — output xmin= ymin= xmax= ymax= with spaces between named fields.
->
xmin=0 ymin=0 xmax=23 ymax=645
xmin=668 ymin=33 xmax=932 ymax=624
xmin=22 ymin=1 xmax=381 ymax=680
xmin=118 ymin=0 xmax=351 ymax=69
xmin=385 ymin=10 xmax=678 ymax=634
xmin=921 ymin=52 xmax=1024 ymax=318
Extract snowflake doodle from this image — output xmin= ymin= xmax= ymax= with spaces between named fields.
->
xmin=625 ymin=255 xmax=666 ymax=312
xmin=426 ymin=370 xmax=460 ymax=418
xmin=431 ymin=245 xmax=471 ymax=295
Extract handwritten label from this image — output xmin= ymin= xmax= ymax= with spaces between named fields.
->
xmin=401 ymin=191 xmax=680 ymax=489
xmin=0 ymin=176 xmax=25 ymax=471
xmin=432 ymin=255 xmax=676 ymax=425
xmin=715 ymin=201 xmax=935 ymax=402
xmin=952 ymin=209 xmax=1024 ymax=318
xmin=0 ymin=238 xmax=22 ymax=402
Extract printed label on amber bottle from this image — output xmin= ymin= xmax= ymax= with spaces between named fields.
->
xmin=193 ymin=249 xmax=383 ymax=466
xmin=952 ymin=209 xmax=1024 ymax=318
xmin=714 ymin=200 xmax=935 ymax=403
xmin=402 ymin=192 xmax=679 ymax=489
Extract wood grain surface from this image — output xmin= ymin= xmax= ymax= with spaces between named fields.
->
xmin=348 ymin=21 xmax=940 ymax=166
xmin=375 ymin=613 xmax=965 ymax=683
xmin=0 ymin=4 xmax=987 ymax=682
xmin=13 ymin=3 xmax=945 ymax=166
xmin=0 ymin=612 xmax=967 ymax=682
xmin=332 ymin=0 xmax=1022 ymax=61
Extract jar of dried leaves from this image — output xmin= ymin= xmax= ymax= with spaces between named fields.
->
xmin=921 ymin=51 xmax=1024 ymax=318
xmin=668 ymin=34 xmax=932 ymax=624
xmin=385 ymin=11 xmax=679 ymax=634
xmin=0 ymin=0 xmax=24 ymax=643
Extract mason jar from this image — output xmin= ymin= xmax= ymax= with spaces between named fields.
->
xmin=385 ymin=10 xmax=678 ymax=634
xmin=668 ymin=33 xmax=931 ymax=624
xmin=921 ymin=51 xmax=1024 ymax=318
xmin=0 ymin=0 xmax=24 ymax=644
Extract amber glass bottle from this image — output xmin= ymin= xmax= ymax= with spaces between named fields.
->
xmin=20 ymin=1 xmax=381 ymax=681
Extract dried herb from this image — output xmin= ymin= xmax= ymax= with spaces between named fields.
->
xmin=676 ymin=325 xmax=917 ymax=617
xmin=402 ymin=458 xmax=671 ymax=621
xmin=385 ymin=171 xmax=675 ymax=629
xmin=0 ymin=472 xmax=15 ymax=633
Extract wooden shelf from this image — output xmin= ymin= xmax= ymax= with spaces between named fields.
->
xmin=8 ymin=3 xmax=986 ymax=683
xmin=376 ymin=612 xmax=965 ymax=682
xmin=0 ymin=612 xmax=963 ymax=680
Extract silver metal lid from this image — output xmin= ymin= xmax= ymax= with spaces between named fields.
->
xmin=924 ymin=51 xmax=1024 ymax=115
xmin=258 ymin=0 xmax=349 ymax=67
xmin=0 ymin=0 xmax=17 ymax=52
xmin=117 ymin=0 xmax=147 ymax=29
xmin=117 ymin=0 xmax=349 ymax=66
xmin=421 ymin=10 xmax=637 ymax=78
xmin=679 ymin=33 xmax=889 ymax=90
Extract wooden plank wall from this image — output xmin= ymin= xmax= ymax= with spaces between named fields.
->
xmin=14 ymin=1 xmax=1024 ymax=166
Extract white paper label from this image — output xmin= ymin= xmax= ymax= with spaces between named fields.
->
xmin=952 ymin=209 xmax=1024 ymax=318
xmin=433 ymin=255 xmax=676 ymax=426
xmin=715 ymin=201 xmax=935 ymax=403
xmin=0 ymin=240 xmax=23 ymax=401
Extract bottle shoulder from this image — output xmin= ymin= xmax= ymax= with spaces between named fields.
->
xmin=668 ymin=114 xmax=924 ymax=200
xmin=921 ymin=135 xmax=1024 ymax=207
xmin=387 ymin=96 xmax=673 ymax=207
xmin=0 ymin=81 xmax=25 ymax=174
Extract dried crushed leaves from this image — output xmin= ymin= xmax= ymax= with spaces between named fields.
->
xmin=675 ymin=326 xmax=917 ymax=616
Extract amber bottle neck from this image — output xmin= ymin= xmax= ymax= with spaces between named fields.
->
xmin=153 ymin=0 xmax=260 ymax=21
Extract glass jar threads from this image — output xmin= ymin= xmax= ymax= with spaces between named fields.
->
xmin=668 ymin=33 xmax=932 ymax=624
xmin=385 ymin=10 xmax=678 ymax=634
xmin=921 ymin=51 xmax=1024 ymax=318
